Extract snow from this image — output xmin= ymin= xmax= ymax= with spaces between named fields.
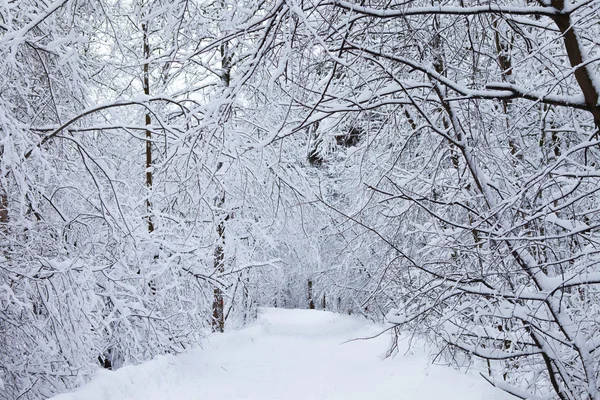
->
xmin=332 ymin=0 xmax=558 ymax=17
xmin=544 ymin=212 xmax=590 ymax=232
xmin=50 ymin=308 xmax=513 ymax=400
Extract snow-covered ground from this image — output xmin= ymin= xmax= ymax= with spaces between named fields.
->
xmin=51 ymin=308 xmax=513 ymax=400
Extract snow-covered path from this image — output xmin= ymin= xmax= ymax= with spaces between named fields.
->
xmin=52 ymin=309 xmax=512 ymax=400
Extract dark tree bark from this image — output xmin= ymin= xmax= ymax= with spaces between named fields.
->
xmin=142 ymin=21 xmax=154 ymax=233
xmin=212 ymin=192 xmax=226 ymax=333
xmin=547 ymin=0 xmax=600 ymax=130
xmin=212 ymin=25 xmax=231 ymax=332
xmin=307 ymin=280 xmax=315 ymax=309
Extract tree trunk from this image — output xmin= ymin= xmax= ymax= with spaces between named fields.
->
xmin=0 ymin=148 xmax=7 ymax=226
xmin=142 ymin=20 xmax=154 ymax=233
xmin=548 ymin=0 xmax=600 ymax=130
xmin=212 ymin=192 xmax=226 ymax=332
xmin=307 ymin=279 xmax=315 ymax=309
xmin=211 ymin=15 xmax=232 ymax=332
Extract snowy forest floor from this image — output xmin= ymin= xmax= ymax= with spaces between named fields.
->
xmin=51 ymin=309 xmax=514 ymax=400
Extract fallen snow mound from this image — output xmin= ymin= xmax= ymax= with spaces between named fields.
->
xmin=51 ymin=308 xmax=512 ymax=400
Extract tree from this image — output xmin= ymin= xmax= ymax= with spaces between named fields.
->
xmin=0 ymin=0 xmax=221 ymax=396
xmin=206 ymin=0 xmax=600 ymax=398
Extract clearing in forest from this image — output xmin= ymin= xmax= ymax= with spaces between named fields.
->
xmin=51 ymin=308 xmax=513 ymax=400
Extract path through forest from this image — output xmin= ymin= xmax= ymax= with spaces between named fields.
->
xmin=52 ymin=309 xmax=513 ymax=400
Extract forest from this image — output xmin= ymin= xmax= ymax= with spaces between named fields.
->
xmin=1 ymin=0 xmax=599 ymax=399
